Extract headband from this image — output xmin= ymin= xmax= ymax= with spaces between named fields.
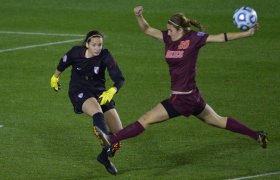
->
xmin=87 ymin=34 xmax=103 ymax=42
xmin=168 ymin=20 xmax=180 ymax=27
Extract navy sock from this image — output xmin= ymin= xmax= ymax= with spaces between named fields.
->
xmin=93 ymin=112 xmax=108 ymax=134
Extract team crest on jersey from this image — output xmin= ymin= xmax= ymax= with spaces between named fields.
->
xmin=178 ymin=40 xmax=190 ymax=49
xmin=62 ymin=55 xmax=67 ymax=63
xmin=197 ymin=32 xmax=205 ymax=36
xmin=94 ymin=66 xmax=99 ymax=74
xmin=78 ymin=93 xmax=83 ymax=99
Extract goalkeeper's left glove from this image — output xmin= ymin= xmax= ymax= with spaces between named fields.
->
xmin=98 ymin=87 xmax=117 ymax=105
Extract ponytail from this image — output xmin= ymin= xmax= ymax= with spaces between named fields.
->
xmin=168 ymin=13 xmax=205 ymax=32
xmin=189 ymin=19 xmax=204 ymax=31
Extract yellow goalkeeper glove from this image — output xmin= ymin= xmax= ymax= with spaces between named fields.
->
xmin=98 ymin=87 xmax=117 ymax=105
xmin=50 ymin=75 xmax=61 ymax=92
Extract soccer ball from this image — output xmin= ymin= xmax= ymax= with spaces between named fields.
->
xmin=233 ymin=6 xmax=257 ymax=30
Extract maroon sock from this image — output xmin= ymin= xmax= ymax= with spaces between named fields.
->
xmin=226 ymin=117 xmax=258 ymax=140
xmin=109 ymin=121 xmax=145 ymax=144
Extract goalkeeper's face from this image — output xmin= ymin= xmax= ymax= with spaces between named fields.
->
xmin=86 ymin=37 xmax=103 ymax=57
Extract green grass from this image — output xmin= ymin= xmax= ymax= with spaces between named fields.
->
xmin=1 ymin=0 xmax=280 ymax=179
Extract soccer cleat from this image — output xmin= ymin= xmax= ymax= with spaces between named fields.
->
xmin=97 ymin=154 xmax=117 ymax=175
xmin=257 ymin=131 xmax=268 ymax=148
xmin=107 ymin=142 xmax=122 ymax=157
xmin=94 ymin=126 xmax=121 ymax=157
xmin=94 ymin=126 xmax=112 ymax=148
xmin=92 ymin=127 xmax=104 ymax=146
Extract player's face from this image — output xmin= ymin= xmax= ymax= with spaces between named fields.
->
xmin=86 ymin=37 xmax=103 ymax=56
xmin=166 ymin=24 xmax=183 ymax=41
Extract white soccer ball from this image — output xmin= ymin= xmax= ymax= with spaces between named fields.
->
xmin=233 ymin=6 xmax=257 ymax=30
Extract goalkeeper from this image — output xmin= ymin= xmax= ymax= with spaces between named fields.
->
xmin=50 ymin=30 xmax=125 ymax=176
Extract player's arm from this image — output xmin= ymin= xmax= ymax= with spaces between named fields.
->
xmin=106 ymin=63 xmax=125 ymax=94
xmin=98 ymin=53 xmax=125 ymax=105
xmin=52 ymin=69 xmax=61 ymax=78
xmin=50 ymin=48 xmax=75 ymax=92
xmin=206 ymin=24 xmax=259 ymax=43
xmin=134 ymin=6 xmax=163 ymax=41
xmin=50 ymin=52 xmax=72 ymax=92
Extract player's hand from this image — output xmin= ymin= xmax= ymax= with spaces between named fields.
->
xmin=50 ymin=75 xmax=61 ymax=92
xmin=134 ymin=6 xmax=143 ymax=16
xmin=98 ymin=87 xmax=117 ymax=105
xmin=248 ymin=23 xmax=259 ymax=36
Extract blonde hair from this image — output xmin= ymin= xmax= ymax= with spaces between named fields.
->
xmin=168 ymin=13 xmax=204 ymax=32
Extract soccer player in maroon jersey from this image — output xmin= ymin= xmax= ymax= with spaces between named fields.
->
xmin=95 ymin=6 xmax=268 ymax=156
xmin=50 ymin=30 xmax=125 ymax=175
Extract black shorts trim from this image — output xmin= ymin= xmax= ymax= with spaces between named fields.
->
xmin=160 ymin=99 xmax=181 ymax=119
xmin=101 ymin=100 xmax=116 ymax=113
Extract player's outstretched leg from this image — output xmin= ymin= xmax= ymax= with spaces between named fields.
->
xmin=97 ymin=149 xmax=117 ymax=175
xmin=257 ymin=131 xmax=268 ymax=148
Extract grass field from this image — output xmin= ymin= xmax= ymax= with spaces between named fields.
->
xmin=1 ymin=0 xmax=280 ymax=179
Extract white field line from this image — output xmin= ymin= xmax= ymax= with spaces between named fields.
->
xmin=227 ymin=171 xmax=280 ymax=180
xmin=0 ymin=31 xmax=83 ymax=53
xmin=0 ymin=31 xmax=83 ymax=37
xmin=0 ymin=38 xmax=82 ymax=53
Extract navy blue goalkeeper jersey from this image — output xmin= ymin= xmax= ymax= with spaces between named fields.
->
xmin=57 ymin=46 xmax=125 ymax=93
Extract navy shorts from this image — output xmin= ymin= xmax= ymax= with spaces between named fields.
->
xmin=68 ymin=89 xmax=115 ymax=114
xmin=161 ymin=88 xmax=206 ymax=118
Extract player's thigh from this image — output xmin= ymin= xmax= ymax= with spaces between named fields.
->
xmin=196 ymin=104 xmax=227 ymax=128
xmin=104 ymin=108 xmax=123 ymax=133
xmin=138 ymin=103 xmax=169 ymax=128
xmin=82 ymin=97 xmax=102 ymax=117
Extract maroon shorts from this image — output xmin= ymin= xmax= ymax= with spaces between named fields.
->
xmin=161 ymin=88 xmax=206 ymax=118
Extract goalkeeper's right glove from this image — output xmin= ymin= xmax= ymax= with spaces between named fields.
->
xmin=50 ymin=75 xmax=61 ymax=92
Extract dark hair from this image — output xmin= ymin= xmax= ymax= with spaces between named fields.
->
xmin=168 ymin=13 xmax=204 ymax=32
xmin=83 ymin=30 xmax=104 ymax=45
